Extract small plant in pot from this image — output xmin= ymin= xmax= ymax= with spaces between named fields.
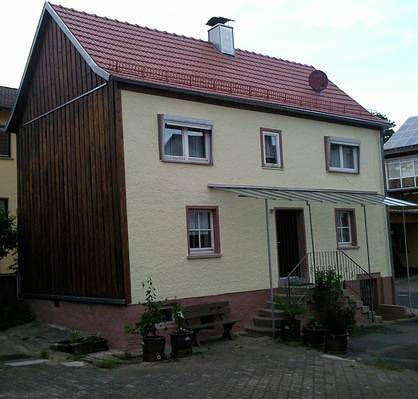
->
xmin=125 ymin=278 xmax=166 ymax=362
xmin=170 ymin=302 xmax=193 ymax=358
xmin=303 ymin=318 xmax=325 ymax=348
xmin=275 ymin=297 xmax=305 ymax=341
xmin=324 ymin=299 xmax=356 ymax=354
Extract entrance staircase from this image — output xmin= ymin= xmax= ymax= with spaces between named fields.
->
xmin=245 ymin=250 xmax=382 ymax=336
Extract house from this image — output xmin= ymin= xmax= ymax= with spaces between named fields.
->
xmin=6 ymin=3 xmax=410 ymax=348
xmin=0 ymin=86 xmax=18 ymax=273
xmin=384 ymin=116 xmax=418 ymax=276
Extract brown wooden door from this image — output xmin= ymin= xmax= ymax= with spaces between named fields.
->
xmin=276 ymin=210 xmax=301 ymax=277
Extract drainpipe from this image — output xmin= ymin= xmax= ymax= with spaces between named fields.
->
xmin=264 ymin=199 xmax=276 ymax=338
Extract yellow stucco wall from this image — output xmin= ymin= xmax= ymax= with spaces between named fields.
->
xmin=0 ymin=109 xmax=17 ymax=273
xmin=120 ymin=90 xmax=391 ymax=303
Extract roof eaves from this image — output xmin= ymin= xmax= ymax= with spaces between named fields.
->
xmin=115 ymin=75 xmax=387 ymax=129
xmin=6 ymin=2 xmax=110 ymax=132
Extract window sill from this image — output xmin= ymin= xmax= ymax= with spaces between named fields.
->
xmin=161 ymin=158 xmax=212 ymax=166
xmin=262 ymin=165 xmax=283 ymax=170
xmin=337 ymin=245 xmax=360 ymax=250
xmin=187 ymin=253 xmax=222 ymax=260
xmin=0 ymin=156 xmax=13 ymax=160
xmin=328 ymin=168 xmax=359 ymax=175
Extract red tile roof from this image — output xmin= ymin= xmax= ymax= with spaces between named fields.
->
xmin=51 ymin=4 xmax=377 ymax=122
xmin=0 ymin=86 xmax=17 ymax=109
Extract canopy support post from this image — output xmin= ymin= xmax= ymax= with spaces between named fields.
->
xmin=265 ymin=199 xmax=276 ymax=338
xmin=306 ymin=201 xmax=316 ymax=283
xmin=362 ymin=204 xmax=374 ymax=321
xmin=402 ymin=209 xmax=413 ymax=315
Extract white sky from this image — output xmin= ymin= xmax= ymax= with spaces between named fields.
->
xmin=1 ymin=0 xmax=417 ymax=127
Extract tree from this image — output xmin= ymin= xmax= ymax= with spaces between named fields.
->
xmin=371 ymin=111 xmax=396 ymax=143
xmin=0 ymin=210 xmax=18 ymax=270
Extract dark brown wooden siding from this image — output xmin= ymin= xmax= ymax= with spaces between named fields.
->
xmin=17 ymin=16 xmax=130 ymax=302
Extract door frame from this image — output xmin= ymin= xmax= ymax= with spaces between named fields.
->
xmin=274 ymin=207 xmax=308 ymax=280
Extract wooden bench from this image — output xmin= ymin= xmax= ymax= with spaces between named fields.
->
xmin=183 ymin=301 xmax=240 ymax=346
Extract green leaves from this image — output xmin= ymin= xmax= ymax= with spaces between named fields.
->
xmin=125 ymin=278 xmax=164 ymax=338
xmin=0 ymin=210 xmax=18 ymax=266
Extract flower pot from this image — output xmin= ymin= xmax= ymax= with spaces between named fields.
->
xmin=142 ymin=336 xmax=166 ymax=362
xmin=279 ymin=319 xmax=301 ymax=341
xmin=170 ymin=331 xmax=193 ymax=358
xmin=303 ymin=327 xmax=325 ymax=348
xmin=325 ymin=333 xmax=348 ymax=354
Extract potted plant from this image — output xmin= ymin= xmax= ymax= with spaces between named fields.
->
xmin=324 ymin=299 xmax=356 ymax=354
xmin=303 ymin=318 xmax=325 ymax=348
xmin=125 ymin=278 xmax=166 ymax=362
xmin=275 ymin=297 xmax=305 ymax=341
xmin=170 ymin=302 xmax=193 ymax=358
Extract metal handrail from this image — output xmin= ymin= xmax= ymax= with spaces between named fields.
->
xmin=284 ymin=250 xmax=375 ymax=321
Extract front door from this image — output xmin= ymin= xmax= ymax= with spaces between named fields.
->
xmin=275 ymin=209 xmax=306 ymax=277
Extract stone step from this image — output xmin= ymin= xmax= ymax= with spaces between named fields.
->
xmin=245 ymin=325 xmax=280 ymax=337
xmin=274 ymin=293 xmax=306 ymax=302
xmin=276 ymin=286 xmax=313 ymax=295
xmin=258 ymin=308 xmax=286 ymax=318
xmin=253 ymin=316 xmax=285 ymax=328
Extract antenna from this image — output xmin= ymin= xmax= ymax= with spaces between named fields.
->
xmin=309 ymin=70 xmax=328 ymax=93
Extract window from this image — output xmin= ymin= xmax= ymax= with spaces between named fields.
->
xmin=0 ymin=133 xmax=10 ymax=157
xmin=186 ymin=206 xmax=221 ymax=257
xmin=335 ymin=209 xmax=357 ymax=247
xmin=0 ymin=198 xmax=8 ymax=214
xmin=386 ymin=157 xmax=418 ymax=190
xmin=325 ymin=137 xmax=360 ymax=173
xmin=260 ymin=129 xmax=282 ymax=168
xmin=158 ymin=115 xmax=213 ymax=164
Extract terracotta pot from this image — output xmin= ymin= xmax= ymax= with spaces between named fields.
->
xmin=142 ymin=336 xmax=166 ymax=362
xmin=170 ymin=331 xmax=193 ymax=358
xmin=325 ymin=333 xmax=348 ymax=354
xmin=279 ymin=319 xmax=301 ymax=341
xmin=303 ymin=328 xmax=325 ymax=348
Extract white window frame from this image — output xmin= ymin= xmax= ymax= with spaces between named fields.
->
xmin=261 ymin=130 xmax=282 ymax=168
xmin=326 ymin=137 xmax=360 ymax=174
xmin=159 ymin=114 xmax=213 ymax=164
xmin=386 ymin=156 xmax=418 ymax=190
xmin=336 ymin=210 xmax=353 ymax=246
xmin=188 ymin=210 xmax=215 ymax=255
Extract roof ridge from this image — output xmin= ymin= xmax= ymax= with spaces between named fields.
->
xmin=50 ymin=3 xmax=314 ymax=69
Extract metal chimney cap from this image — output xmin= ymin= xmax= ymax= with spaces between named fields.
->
xmin=206 ymin=17 xmax=234 ymax=27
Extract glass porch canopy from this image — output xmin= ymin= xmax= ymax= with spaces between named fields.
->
xmin=207 ymin=183 xmax=417 ymax=207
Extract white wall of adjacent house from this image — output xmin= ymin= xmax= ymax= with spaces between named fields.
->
xmin=120 ymin=90 xmax=391 ymax=303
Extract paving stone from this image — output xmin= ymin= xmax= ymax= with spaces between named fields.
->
xmin=0 ymin=336 xmax=418 ymax=398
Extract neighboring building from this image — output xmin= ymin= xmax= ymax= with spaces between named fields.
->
xmin=7 ymin=3 xmax=403 ymax=347
xmin=0 ymin=86 xmax=17 ymax=273
xmin=384 ymin=116 xmax=418 ymax=276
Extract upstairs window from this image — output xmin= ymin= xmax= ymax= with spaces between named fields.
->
xmin=325 ymin=137 xmax=360 ymax=174
xmin=0 ymin=133 xmax=10 ymax=157
xmin=260 ymin=129 xmax=282 ymax=168
xmin=158 ymin=115 xmax=213 ymax=164
xmin=386 ymin=158 xmax=418 ymax=190
xmin=186 ymin=206 xmax=221 ymax=257
xmin=335 ymin=209 xmax=357 ymax=248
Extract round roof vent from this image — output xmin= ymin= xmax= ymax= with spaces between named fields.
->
xmin=309 ymin=70 xmax=328 ymax=93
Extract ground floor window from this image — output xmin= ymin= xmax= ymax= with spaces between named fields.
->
xmin=0 ymin=198 xmax=8 ymax=214
xmin=335 ymin=209 xmax=357 ymax=247
xmin=186 ymin=206 xmax=221 ymax=257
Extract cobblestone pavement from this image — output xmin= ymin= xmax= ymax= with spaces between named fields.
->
xmin=1 ymin=336 xmax=418 ymax=399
